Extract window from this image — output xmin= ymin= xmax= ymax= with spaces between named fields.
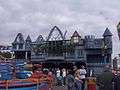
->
xmin=19 ymin=44 xmax=23 ymax=49
xmin=13 ymin=44 xmax=17 ymax=49
xmin=73 ymin=37 xmax=79 ymax=43
xmin=78 ymin=50 xmax=83 ymax=58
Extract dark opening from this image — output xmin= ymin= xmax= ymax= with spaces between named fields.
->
xmin=15 ymin=51 xmax=26 ymax=59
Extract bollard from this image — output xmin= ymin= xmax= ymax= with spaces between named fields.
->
xmin=87 ymin=77 xmax=96 ymax=90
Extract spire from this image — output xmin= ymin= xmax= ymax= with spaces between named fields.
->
xmin=13 ymin=33 xmax=24 ymax=43
xmin=35 ymin=35 xmax=44 ymax=43
xmin=103 ymin=28 xmax=112 ymax=37
xmin=26 ymin=35 xmax=32 ymax=42
xmin=71 ymin=31 xmax=81 ymax=37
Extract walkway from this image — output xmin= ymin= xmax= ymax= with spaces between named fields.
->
xmin=53 ymin=86 xmax=67 ymax=90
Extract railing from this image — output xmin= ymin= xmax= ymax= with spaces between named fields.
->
xmin=46 ymin=56 xmax=64 ymax=60
xmin=0 ymin=76 xmax=53 ymax=90
xmin=88 ymin=63 xmax=108 ymax=66
xmin=31 ymin=55 xmax=45 ymax=59
xmin=31 ymin=54 xmax=84 ymax=60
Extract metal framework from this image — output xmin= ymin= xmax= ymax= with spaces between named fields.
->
xmin=13 ymin=33 xmax=24 ymax=44
xmin=46 ymin=26 xmax=65 ymax=41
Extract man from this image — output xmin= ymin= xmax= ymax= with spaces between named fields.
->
xmin=112 ymin=70 xmax=120 ymax=90
xmin=96 ymin=66 xmax=113 ymax=90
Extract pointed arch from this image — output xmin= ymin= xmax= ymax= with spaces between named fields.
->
xmin=46 ymin=26 xmax=64 ymax=41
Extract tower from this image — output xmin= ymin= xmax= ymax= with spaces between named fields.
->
xmin=71 ymin=31 xmax=81 ymax=43
xmin=103 ymin=28 xmax=112 ymax=49
xmin=103 ymin=28 xmax=112 ymax=64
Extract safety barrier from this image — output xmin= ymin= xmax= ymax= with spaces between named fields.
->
xmin=0 ymin=75 xmax=53 ymax=90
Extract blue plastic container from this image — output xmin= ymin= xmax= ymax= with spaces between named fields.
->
xmin=0 ymin=72 xmax=12 ymax=80
xmin=16 ymin=71 xmax=32 ymax=79
xmin=0 ymin=63 xmax=13 ymax=80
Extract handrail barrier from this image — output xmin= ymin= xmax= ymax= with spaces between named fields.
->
xmin=0 ymin=74 xmax=54 ymax=90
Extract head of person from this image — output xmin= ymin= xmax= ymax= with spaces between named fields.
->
xmin=62 ymin=68 xmax=65 ymax=71
xmin=68 ymin=69 xmax=73 ymax=75
xmin=117 ymin=70 xmax=120 ymax=76
xmin=81 ymin=65 xmax=85 ymax=69
xmin=73 ymin=65 xmax=77 ymax=71
xmin=112 ymin=69 xmax=117 ymax=75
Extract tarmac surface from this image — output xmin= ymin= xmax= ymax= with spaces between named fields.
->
xmin=53 ymin=86 xmax=67 ymax=90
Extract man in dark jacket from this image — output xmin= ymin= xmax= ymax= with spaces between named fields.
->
xmin=96 ymin=68 xmax=113 ymax=90
xmin=112 ymin=70 xmax=120 ymax=90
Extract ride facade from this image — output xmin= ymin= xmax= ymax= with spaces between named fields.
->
xmin=12 ymin=26 xmax=113 ymax=75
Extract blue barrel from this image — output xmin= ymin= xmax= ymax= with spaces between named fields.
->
xmin=0 ymin=72 xmax=12 ymax=80
xmin=16 ymin=71 xmax=32 ymax=79
xmin=0 ymin=63 xmax=13 ymax=80
xmin=15 ymin=61 xmax=26 ymax=71
xmin=0 ymin=64 xmax=11 ymax=70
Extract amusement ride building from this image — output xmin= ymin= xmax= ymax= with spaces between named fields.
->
xmin=12 ymin=26 xmax=112 ymax=74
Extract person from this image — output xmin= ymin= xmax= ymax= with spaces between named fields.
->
xmin=112 ymin=69 xmax=117 ymax=90
xmin=66 ymin=69 xmax=75 ymax=90
xmin=96 ymin=66 xmax=113 ymax=90
xmin=56 ymin=68 xmax=62 ymax=86
xmin=56 ymin=68 xmax=60 ymax=77
xmin=73 ymin=65 xmax=77 ymax=75
xmin=75 ymin=69 xmax=82 ymax=90
xmin=79 ymin=65 xmax=87 ymax=90
xmin=62 ymin=68 xmax=67 ymax=86
xmin=112 ymin=70 xmax=120 ymax=90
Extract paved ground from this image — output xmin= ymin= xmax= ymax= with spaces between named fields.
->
xmin=53 ymin=86 xmax=67 ymax=90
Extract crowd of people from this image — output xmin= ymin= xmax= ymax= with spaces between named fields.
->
xmin=55 ymin=65 xmax=87 ymax=90
xmin=33 ymin=63 xmax=120 ymax=90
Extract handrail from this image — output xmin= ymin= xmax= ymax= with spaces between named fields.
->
xmin=2 ymin=77 xmax=53 ymax=90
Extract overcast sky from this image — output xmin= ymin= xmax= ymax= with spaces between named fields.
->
xmin=0 ymin=0 xmax=120 ymax=57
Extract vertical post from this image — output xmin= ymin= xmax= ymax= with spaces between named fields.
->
xmin=25 ymin=51 xmax=28 ymax=60
xmin=37 ymin=79 xmax=39 ymax=90
xmin=104 ymin=46 xmax=107 ymax=64
xmin=5 ymin=80 xmax=8 ymax=90
xmin=104 ymin=55 xmax=106 ymax=64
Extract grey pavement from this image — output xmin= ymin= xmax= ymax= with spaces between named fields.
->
xmin=53 ymin=86 xmax=67 ymax=90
